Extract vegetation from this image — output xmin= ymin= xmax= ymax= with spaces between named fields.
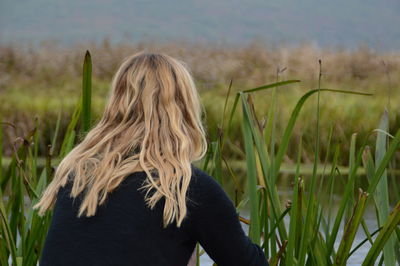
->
xmin=1 ymin=40 xmax=400 ymax=165
xmin=1 ymin=48 xmax=399 ymax=265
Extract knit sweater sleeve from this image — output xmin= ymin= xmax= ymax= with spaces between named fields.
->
xmin=188 ymin=166 xmax=269 ymax=266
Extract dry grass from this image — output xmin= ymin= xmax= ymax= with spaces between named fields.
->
xmin=1 ymin=39 xmax=399 ymax=163
xmin=1 ymin=39 xmax=399 ymax=91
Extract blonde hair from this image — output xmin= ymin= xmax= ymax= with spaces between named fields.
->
xmin=34 ymin=51 xmax=208 ymax=228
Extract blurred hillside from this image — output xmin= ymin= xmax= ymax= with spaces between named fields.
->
xmin=1 ymin=0 xmax=400 ymax=50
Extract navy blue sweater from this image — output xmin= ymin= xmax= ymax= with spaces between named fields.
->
xmin=39 ymin=164 xmax=269 ymax=266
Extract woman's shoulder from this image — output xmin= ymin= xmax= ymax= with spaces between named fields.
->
xmin=189 ymin=164 xmax=223 ymax=194
xmin=190 ymin=164 xmax=212 ymax=183
xmin=188 ymin=164 xmax=233 ymax=210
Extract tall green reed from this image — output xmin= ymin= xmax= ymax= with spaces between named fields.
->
xmin=203 ymin=59 xmax=400 ymax=265
xmin=0 ymin=51 xmax=92 ymax=266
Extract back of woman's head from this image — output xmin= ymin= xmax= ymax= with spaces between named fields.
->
xmin=34 ymin=51 xmax=208 ymax=228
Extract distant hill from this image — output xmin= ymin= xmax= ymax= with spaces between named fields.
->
xmin=1 ymin=0 xmax=399 ymax=50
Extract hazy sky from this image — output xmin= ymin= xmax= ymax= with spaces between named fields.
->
xmin=1 ymin=0 xmax=399 ymax=50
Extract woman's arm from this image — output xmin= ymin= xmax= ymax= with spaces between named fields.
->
xmin=188 ymin=167 xmax=269 ymax=266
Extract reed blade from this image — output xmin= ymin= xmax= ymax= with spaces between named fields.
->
xmin=82 ymin=50 xmax=92 ymax=133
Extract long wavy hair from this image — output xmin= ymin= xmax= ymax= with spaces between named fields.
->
xmin=34 ymin=51 xmax=208 ymax=228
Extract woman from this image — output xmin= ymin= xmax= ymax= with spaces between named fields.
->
xmin=34 ymin=51 xmax=269 ymax=266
